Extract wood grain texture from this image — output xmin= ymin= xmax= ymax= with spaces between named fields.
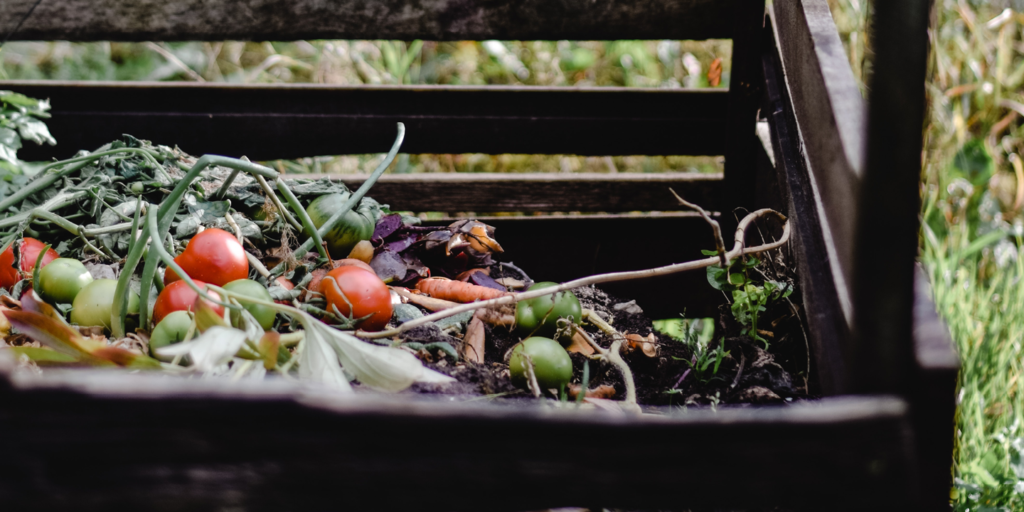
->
xmin=299 ymin=172 xmax=722 ymax=213
xmin=1 ymin=81 xmax=729 ymax=160
xmin=771 ymin=0 xmax=865 ymax=324
xmin=761 ymin=27 xmax=851 ymax=396
xmin=5 ymin=0 xmax=733 ymax=41
xmin=0 ymin=360 xmax=916 ymax=511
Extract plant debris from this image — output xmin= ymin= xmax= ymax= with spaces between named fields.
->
xmin=0 ymin=95 xmax=810 ymax=413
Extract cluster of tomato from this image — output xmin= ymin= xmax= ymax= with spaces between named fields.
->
xmin=2 ymin=188 xmax=585 ymax=395
xmin=2 ymin=215 xmax=395 ymax=362
xmin=0 ymin=237 xmax=133 ymax=330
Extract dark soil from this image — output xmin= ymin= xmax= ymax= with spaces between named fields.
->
xmin=399 ymin=249 xmax=815 ymax=408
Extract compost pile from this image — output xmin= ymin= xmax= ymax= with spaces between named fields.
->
xmin=0 ymin=94 xmax=809 ymax=412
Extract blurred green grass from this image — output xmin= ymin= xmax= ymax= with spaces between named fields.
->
xmin=6 ymin=1 xmax=1024 ymax=509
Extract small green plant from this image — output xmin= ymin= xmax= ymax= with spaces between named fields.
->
xmin=0 ymin=90 xmax=55 ymax=173
xmin=704 ymin=253 xmax=792 ymax=347
xmin=665 ymin=317 xmax=728 ymax=386
xmin=730 ymin=281 xmax=792 ymax=347
xmin=676 ymin=341 xmax=729 ymax=385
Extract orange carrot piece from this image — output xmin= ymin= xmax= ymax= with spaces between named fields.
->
xmin=415 ymin=277 xmax=508 ymax=303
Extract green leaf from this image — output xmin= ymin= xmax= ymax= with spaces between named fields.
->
xmin=298 ymin=320 xmax=354 ymax=393
xmin=700 ymin=249 xmax=720 ymax=256
xmin=706 ymin=265 xmax=733 ymax=291
xmin=296 ymin=311 xmax=454 ymax=392
xmin=0 ymin=91 xmax=49 ymax=110
xmin=950 ymin=138 xmax=994 ymax=187
xmin=11 ymin=114 xmax=56 ymax=146
xmin=961 ymin=229 xmax=1008 ymax=260
xmin=5 ymin=346 xmax=79 ymax=365
xmin=4 ymin=309 xmax=107 ymax=363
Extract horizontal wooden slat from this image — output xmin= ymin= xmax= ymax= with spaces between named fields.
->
xmin=771 ymin=0 xmax=864 ymax=325
xmin=3 ymin=81 xmax=729 ymax=159
xmin=6 ymin=0 xmax=733 ymax=41
xmin=304 ymin=172 xmax=722 ymax=212
xmin=0 ymin=362 xmax=915 ymax=510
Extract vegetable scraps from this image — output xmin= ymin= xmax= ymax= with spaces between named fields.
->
xmin=0 ymin=91 xmax=797 ymax=412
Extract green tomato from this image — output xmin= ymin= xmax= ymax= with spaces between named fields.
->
xmin=149 ymin=310 xmax=193 ymax=362
xmin=515 ymin=282 xmax=582 ymax=346
xmin=71 ymin=279 xmax=139 ymax=332
xmin=509 ymin=337 xmax=573 ymax=391
xmin=37 ymin=258 xmax=93 ymax=304
xmin=306 ymin=193 xmax=380 ymax=258
xmin=223 ymin=279 xmax=276 ymax=330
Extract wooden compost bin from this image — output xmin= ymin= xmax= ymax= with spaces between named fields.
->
xmin=0 ymin=0 xmax=957 ymax=510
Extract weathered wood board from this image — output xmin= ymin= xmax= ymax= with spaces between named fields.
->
xmin=5 ymin=0 xmax=733 ymax=41
xmin=3 ymin=82 xmax=728 ymax=160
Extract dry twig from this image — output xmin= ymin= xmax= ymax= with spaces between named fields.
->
xmin=359 ymin=207 xmax=789 ymax=339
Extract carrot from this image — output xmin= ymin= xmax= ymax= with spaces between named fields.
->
xmin=415 ymin=277 xmax=508 ymax=303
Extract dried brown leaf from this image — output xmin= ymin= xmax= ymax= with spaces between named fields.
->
xmin=567 ymin=331 xmax=596 ymax=355
xmin=463 ymin=311 xmax=486 ymax=364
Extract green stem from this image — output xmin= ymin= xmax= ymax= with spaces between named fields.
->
xmin=212 ymin=169 xmax=241 ymax=200
xmin=77 ymin=232 xmax=114 ymax=260
xmin=112 ymin=218 xmax=151 ymax=338
xmin=0 ymin=191 xmax=89 ymax=230
xmin=0 ymin=148 xmax=159 ymax=214
xmin=256 ymin=174 xmax=302 ymax=231
xmin=277 ymin=179 xmax=329 ymax=260
xmin=31 ymin=243 xmax=51 ymax=293
xmin=272 ymin=122 xmax=405 ymax=274
xmin=157 ymin=155 xmax=279 ymax=223
xmin=138 ymin=242 xmax=162 ymax=330
xmin=28 ymin=210 xmax=78 ymax=234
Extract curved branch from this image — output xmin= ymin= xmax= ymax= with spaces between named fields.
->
xmin=359 ymin=208 xmax=789 ymax=339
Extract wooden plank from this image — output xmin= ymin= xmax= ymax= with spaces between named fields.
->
xmin=0 ymin=360 xmax=916 ymax=510
xmin=851 ymin=0 xmax=930 ymax=396
xmin=299 ymin=172 xmax=722 ymax=213
xmin=761 ymin=24 xmax=851 ymax=396
xmin=5 ymin=0 xmax=733 ymax=41
xmin=2 ymin=81 xmax=729 ymax=160
xmin=721 ymin=0 xmax=766 ymax=221
xmin=909 ymin=268 xmax=959 ymax=511
xmin=770 ymin=0 xmax=865 ymax=324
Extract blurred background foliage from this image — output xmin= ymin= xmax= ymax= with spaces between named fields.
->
xmin=5 ymin=0 xmax=1024 ymax=509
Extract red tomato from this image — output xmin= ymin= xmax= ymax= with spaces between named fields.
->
xmin=0 ymin=237 xmax=59 ymax=289
xmin=164 ymin=228 xmax=249 ymax=287
xmin=318 ymin=266 xmax=392 ymax=331
xmin=152 ymin=279 xmax=225 ymax=326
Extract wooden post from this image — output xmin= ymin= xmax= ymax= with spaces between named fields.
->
xmin=722 ymin=0 xmax=766 ymax=225
xmin=853 ymin=0 xmax=932 ymax=396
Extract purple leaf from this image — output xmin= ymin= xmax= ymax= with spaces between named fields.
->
xmin=383 ymin=233 xmax=419 ymax=253
xmin=372 ymin=214 xmax=405 ymax=241
xmin=469 ymin=272 xmax=507 ymax=292
xmin=370 ymin=251 xmax=409 ymax=283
